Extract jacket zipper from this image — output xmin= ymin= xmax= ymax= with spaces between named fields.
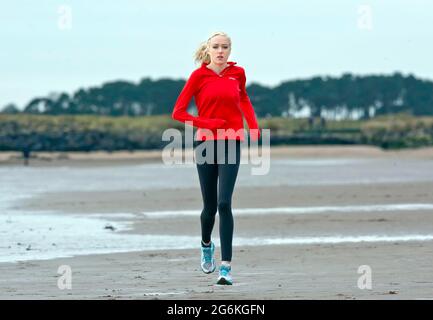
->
xmin=207 ymin=64 xmax=231 ymax=77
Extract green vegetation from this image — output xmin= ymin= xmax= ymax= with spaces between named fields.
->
xmin=1 ymin=113 xmax=433 ymax=152
xmin=360 ymin=114 xmax=433 ymax=148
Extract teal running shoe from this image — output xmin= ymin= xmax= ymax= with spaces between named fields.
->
xmin=200 ymin=241 xmax=216 ymax=274
xmin=216 ymin=264 xmax=233 ymax=285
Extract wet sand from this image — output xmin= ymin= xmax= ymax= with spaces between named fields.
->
xmin=1 ymin=145 xmax=433 ymax=299
xmin=1 ymin=242 xmax=432 ymax=300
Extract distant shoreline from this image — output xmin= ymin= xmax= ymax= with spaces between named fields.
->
xmin=2 ymin=144 xmax=433 ymax=167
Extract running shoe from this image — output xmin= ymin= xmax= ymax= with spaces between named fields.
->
xmin=200 ymin=241 xmax=216 ymax=274
xmin=216 ymin=264 xmax=233 ymax=285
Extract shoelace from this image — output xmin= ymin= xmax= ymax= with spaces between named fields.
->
xmin=220 ymin=266 xmax=231 ymax=276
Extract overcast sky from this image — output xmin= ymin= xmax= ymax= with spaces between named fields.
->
xmin=1 ymin=0 xmax=432 ymax=109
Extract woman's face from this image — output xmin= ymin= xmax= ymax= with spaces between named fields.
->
xmin=207 ymin=35 xmax=231 ymax=66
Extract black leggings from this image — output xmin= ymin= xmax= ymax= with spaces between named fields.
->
xmin=194 ymin=139 xmax=241 ymax=262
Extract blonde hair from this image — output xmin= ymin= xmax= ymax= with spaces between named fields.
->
xmin=194 ymin=31 xmax=232 ymax=65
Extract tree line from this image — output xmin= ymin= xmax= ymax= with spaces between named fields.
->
xmin=2 ymin=72 xmax=433 ymax=118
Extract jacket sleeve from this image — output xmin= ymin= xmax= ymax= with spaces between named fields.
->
xmin=171 ymin=71 xmax=225 ymax=129
xmin=239 ymin=68 xmax=261 ymax=141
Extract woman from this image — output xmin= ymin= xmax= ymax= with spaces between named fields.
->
xmin=171 ymin=31 xmax=260 ymax=285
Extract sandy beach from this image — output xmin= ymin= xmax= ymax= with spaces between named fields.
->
xmin=3 ymin=145 xmax=433 ymax=167
xmin=1 ymin=145 xmax=433 ymax=299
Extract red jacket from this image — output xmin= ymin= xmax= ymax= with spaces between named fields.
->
xmin=171 ymin=61 xmax=260 ymax=141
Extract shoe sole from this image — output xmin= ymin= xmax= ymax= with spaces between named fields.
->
xmin=201 ymin=266 xmax=216 ymax=274
xmin=201 ymin=262 xmax=216 ymax=274
xmin=216 ymin=277 xmax=232 ymax=285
